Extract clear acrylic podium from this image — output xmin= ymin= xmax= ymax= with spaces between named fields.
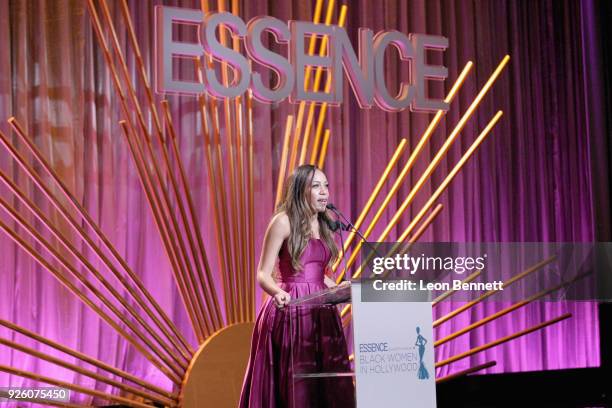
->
xmin=286 ymin=284 xmax=356 ymax=407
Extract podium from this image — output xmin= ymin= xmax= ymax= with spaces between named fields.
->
xmin=288 ymin=282 xmax=437 ymax=408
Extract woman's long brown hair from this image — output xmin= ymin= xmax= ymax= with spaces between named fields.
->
xmin=276 ymin=164 xmax=339 ymax=271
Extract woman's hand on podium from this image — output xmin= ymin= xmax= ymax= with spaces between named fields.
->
xmin=273 ymin=290 xmax=291 ymax=309
xmin=338 ymin=280 xmax=351 ymax=289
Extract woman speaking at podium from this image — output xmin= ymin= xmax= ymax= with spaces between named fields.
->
xmin=239 ymin=164 xmax=355 ymax=407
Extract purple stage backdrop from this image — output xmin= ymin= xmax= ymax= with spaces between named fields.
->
xmin=0 ymin=0 xmax=608 ymax=401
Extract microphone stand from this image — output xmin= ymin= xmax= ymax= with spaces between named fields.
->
xmin=326 ymin=205 xmax=385 ymax=281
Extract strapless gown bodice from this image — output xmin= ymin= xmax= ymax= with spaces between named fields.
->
xmin=277 ymin=238 xmax=331 ymax=284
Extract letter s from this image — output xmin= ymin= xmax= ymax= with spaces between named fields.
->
xmin=245 ymin=16 xmax=294 ymax=103
xmin=201 ymin=12 xmax=250 ymax=99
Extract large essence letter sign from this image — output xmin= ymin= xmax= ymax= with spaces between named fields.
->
xmin=155 ymin=6 xmax=449 ymax=113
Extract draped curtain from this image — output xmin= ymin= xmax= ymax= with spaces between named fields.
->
xmin=0 ymin=0 xmax=607 ymax=403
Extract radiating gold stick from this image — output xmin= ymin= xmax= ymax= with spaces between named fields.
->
xmin=352 ymin=111 xmax=505 ymax=280
xmin=0 ymin=337 xmax=177 ymax=407
xmin=0 ymin=219 xmax=183 ymax=385
xmin=246 ymin=90 xmax=256 ymax=320
xmin=299 ymin=5 xmax=348 ymax=165
xmin=162 ymin=100 xmax=224 ymax=331
xmin=98 ymin=0 xmax=217 ymax=336
xmin=317 ymin=129 xmax=331 ymax=168
xmin=435 ymin=314 xmax=572 ymax=368
xmin=275 ymin=115 xmax=295 ymax=206
xmin=219 ymin=0 xmax=241 ymax=324
xmin=3 ymin=121 xmax=195 ymax=357
xmin=0 ymin=363 xmax=158 ymax=408
xmin=0 ymin=318 xmax=175 ymax=399
xmin=288 ymin=0 xmax=335 ymax=173
xmin=435 ymin=269 xmax=590 ymax=347
xmin=436 ymin=361 xmax=497 ymax=384
xmin=86 ymin=0 xmax=210 ymax=341
xmin=433 ymin=255 xmax=556 ymax=327
xmin=119 ymin=122 xmax=205 ymax=343
xmin=334 ymin=62 xmax=476 ymax=281
xmin=0 ymin=190 xmax=188 ymax=373
xmin=197 ymin=94 xmax=233 ymax=323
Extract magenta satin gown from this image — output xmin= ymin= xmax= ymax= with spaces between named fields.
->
xmin=239 ymin=238 xmax=355 ymax=407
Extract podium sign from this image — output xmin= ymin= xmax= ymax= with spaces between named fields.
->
xmin=351 ymin=282 xmax=437 ymax=408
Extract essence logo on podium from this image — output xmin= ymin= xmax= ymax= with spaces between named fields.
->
xmin=415 ymin=326 xmax=430 ymax=380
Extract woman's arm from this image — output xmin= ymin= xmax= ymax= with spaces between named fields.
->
xmin=256 ymin=213 xmax=292 ymax=307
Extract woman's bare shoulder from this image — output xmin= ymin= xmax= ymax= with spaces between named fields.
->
xmin=268 ymin=212 xmax=290 ymax=238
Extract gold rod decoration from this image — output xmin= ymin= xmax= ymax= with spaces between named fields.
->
xmin=299 ymin=5 xmax=348 ymax=165
xmin=369 ymin=203 xmax=445 ymax=280
xmin=0 ymin=190 xmax=188 ymax=373
xmin=0 ymin=219 xmax=182 ymax=385
xmin=288 ymin=0 xmax=335 ymax=173
xmin=309 ymin=103 xmax=327 ymax=165
xmin=435 ymin=269 xmax=591 ymax=347
xmin=115 ymin=0 xmax=197 ymax=351
xmin=433 ymin=255 xmax=556 ymax=327
xmin=435 ymin=361 xmax=497 ymax=384
xmin=333 ymin=62 xmax=473 ymax=276
xmin=0 ymin=193 xmax=185 ymax=380
xmin=324 ymin=129 xmax=406 ymax=274
xmin=339 ymin=211 xmax=442 ymax=322
xmin=136 ymin=113 xmax=213 ymax=337
xmin=206 ymin=93 xmax=238 ymax=323
xmin=236 ymin=94 xmax=248 ymax=322
xmin=0 ymin=337 xmax=177 ymax=407
xmin=338 ymin=60 xmax=500 ymax=280
xmin=200 ymin=0 xmax=210 ymax=13
xmin=159 ymin=103 xmax=222 ymax=332
xmin=161 ymin=100 xmax=224 ymax=331
xmin=121 ymin=119 xmax=207 ymax=341
xmin=200 ymin=0 xmax=238 ymax=324
xmin=117 ymin=0 xmax=163 ymax=142
xmin=0 ymin=129 xmax=191 ymax=375
xmin=84 ymin=1 xmax=208 ymax=342
xmin=217 ymin=0 xmax=244 ymax=324
xmin=0 ymin=319 xmax=175 ymax=399
xmin=219 ymin=0 xmax=248 ymax=322
xmin=406 ymin=203 xmax=444 ymax=244
xmin=340 ymin=112 xmax=503 ymax=319
xmin=352 ymin=110 xmax=505 ymax=280
xmin=7 ymin=128 xmax=193 ymax=352
xmin=317 ymin=129 xmax=331 ymax=169
xmin=198 ymin=0 xmax=231 ymax=322
xmin=435 ymin=314 xmax=572 ymax=368
xmin=432 ymin=269 xmax=481 ymax=306
xmin=0 ymin=364 xmax=156 ymax=408
xmin=247 ymin=90 xmax=256 ymax=320
xmin=91 ymin=0 xmax=209 ymax=341
xmin=197 ymin=95 xmax=233 ymax=323
xmin=2 ymin=124 xmax=194 ymax=359
xmin=119 ymin=122 xmax=205 ymax=343
xmin=229 ymin=0 xmax=249 ymax=323
xmin=385 ymin=60 xmax=507 ymax=241
xmin=365 ymin=203 xmax=446 ymax=284
xmin=275 ymin=115 xmax=295 ymax=206
xmin=94 ymin=0 xmax=213 ymax=337
xmin=303 ymin=0 xmax=326 ymax=89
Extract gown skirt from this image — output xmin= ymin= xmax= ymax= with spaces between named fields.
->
xmin=239 ymin=239 xmax=355 ymax=408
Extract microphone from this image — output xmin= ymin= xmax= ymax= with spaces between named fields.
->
xmin=325 ymin=203 xmax=357 ymax=234
xmin=326 ymin=203 xmax=384 ymax=258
